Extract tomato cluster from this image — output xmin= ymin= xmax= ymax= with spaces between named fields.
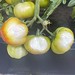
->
xmin=0 ymin=0 xmax=74 ymax=59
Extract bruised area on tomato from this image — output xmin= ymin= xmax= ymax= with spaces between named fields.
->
xmin=51 ymin=27 xmax=74 ymax=54
xmin=24 ymin=35 xmax=51 ymax=54
xmin=1 ymin=17 xmax=28 ymax=46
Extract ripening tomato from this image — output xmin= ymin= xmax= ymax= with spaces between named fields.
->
xmin=40 ymin=0 xmax=50 ymax=8
xmin=24 ymin=35 xmax=51 ymax=54
xmin=14 ymin=2 xmax=35 ymax=19
xmin=51 ymin=27 xmax=74 ymax=54
xmin=7 ymin=45 xmax=28 ymax=59
xmin=5 ymin=0 xmax=21 ymax=4
xmin=1 ymin=17 xmax=28 ymax=46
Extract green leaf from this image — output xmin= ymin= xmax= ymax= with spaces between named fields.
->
xmin=8 ymin=6 xmax=13 ymax=13
xmin=0 ymin=0 xmax=2 ymax=2
xmin=62 ymin=0 xmax=66 ymax=4
xmin=0 ymin=13 xmax=3 ymax=27
xmin=71 ymin=7 xmax=75 ymax=19
xmin=2 ymin=3 xmax=8 ymax=7
xmin=0 ymin=22 xmax=3 ymax=28
xmin=5 ymin=8 xmax=10 ymax=15
xmin=0 ymin=13 xmax=3 ymax=22
xmin=42 ymin=0 xmax=62 ymax=20
xmin=68 ymin=0 xmax=75 ymax=7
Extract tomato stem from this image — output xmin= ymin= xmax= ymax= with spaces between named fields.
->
xmin=40 ymin=28 xmax=45 ymax=35
xmin=37 ymin=15 xmax=43 ymax=23
xmin=35 ymin=0 xmax=40 ymax=17
xmin=36 ymin=29 xmax=40 ymax=36
xmin=27 ymin=0 xmax=40 ymax=27
xmin=45 ymin=27 xmax=54 ymax=37
xmin=21 ymin=0 xmax=25 ymax=2
xmin=27 ymin=17 xmax=36 ymax=27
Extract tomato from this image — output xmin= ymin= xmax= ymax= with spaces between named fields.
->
xmin=40 ymin=0 xmax=50 ymax=8
xmin=7 ymin=45 xmax=28 ymax=59
xmin=14 ymin=2 xmax=35 ymax=19
xmin=51 ymin=27 xmax=74 ymax=54
xmin=1 ymin=17 xmax=28 ymax=46
xmin=5 ymin=0 xmax=21 ymax=4
xmin=24 ymin=35 xmax=51 ymax=54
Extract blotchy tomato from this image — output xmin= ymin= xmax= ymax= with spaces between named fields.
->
xmin=5 ymin=0 xmax=21 ymax=4
xmin=7 ymin=45 xmax=28 ymax=59
xmin=1 ymin=17 xmax=28 ymax=46
xmin=51 ymin=27 xmax=74 ymax=54
xmin=40 ymin=0 xmax=50 ymax=8
xmin=24 ymin=35 xmax=51 ymax=54
xmin=14 ymin=2 xmax=35 ymax=19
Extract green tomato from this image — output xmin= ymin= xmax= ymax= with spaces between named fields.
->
xmin=5 ymin=0 xmax=21 ymax=4
xmin=14 ymin=2 xmax=35 ymax=19
xmin=40 ymin=0 xmax=50 ymax=8
xmin=51 ymin=27 xmax=74 ymax=54
xmin=7 ymin=45 xmax=28 ymax=59
xmin=24 ymin=35 xmax=51 ymax=55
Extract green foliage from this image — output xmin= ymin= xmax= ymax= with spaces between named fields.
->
xmin=68 ymin=0 xmax=75 ymax=7
xmin=0 ymin=13 xmax=3 ymax=27
xmin=62 ymin=0 xmax=66 ymax=4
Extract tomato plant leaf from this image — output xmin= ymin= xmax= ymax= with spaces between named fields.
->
xmin=62 ymin=0 xmax=66 ymax=4
xmin=71 ymin=7 xmax=75 ymax=19
xmin=5 ymin=8 xmax=10 ymax=15
xmin=0 ymin=0 xmax=2 ymax=2
xmin=68 ymin=0 xmax=75 ymax=7
xmin=8 ymin=6 xmax=13 ymax=13
xmin=0 ymin=13 xmax=3 ymax=27
xmin=3 ymin=3 xmax=8 ymax=7
xmin=0 ymin=13 xmax=3 ymax=22
xmin=42 ymin=0 xmax=62 ymax=20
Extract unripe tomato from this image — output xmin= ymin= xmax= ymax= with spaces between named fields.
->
xmin=51 ymin=27 xmax=74 ymax=54
xmin=7 ymin=45 xmax=28 ymax=59
xmin=40 ymin=0 xmax=50 ymax=8
xmin=5 ymin=0 xmax=21 ymax=4
xmin=1 ymin=17 xmax=28 ymax=46
xmin=24 ymin=35 xmax=51 ymax=54
xmin=14 ymin=2 xmax=35 ymax=19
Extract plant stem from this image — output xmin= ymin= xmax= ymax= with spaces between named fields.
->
xmin=36 ymin=29 xmax=40 ymax=36
xmin=35 ymin=0 xmax=40 ymax=17
xmin=22 ymin=0 xmax=25 ymax=2
xmin=42 ymin=0 xmax=62 ymax=20
xmin=27 ymin=0 xmax=40 ymax=27
xmin=27 ymin=17 xmax=36 ymax=27
xmin=40 ymin=28 xmax=45 ymax=35
xmin=45 ymin=27 xmax=54 ymax=37
xmin=37 ymin=15 xmax=43 ymax=24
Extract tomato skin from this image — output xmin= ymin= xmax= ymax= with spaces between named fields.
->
xmin=51 ymin=27 xmax=74 ymax=54
xmin=1 ymin=17 xmax=28 ymax=46
xmin=14 ymin=2 xmax=35 ymax=19
xmin=40 ymin=0 xmax=50 ymax=8
xmin=24 ymin=35 xmax=51 ymax=55
xmin=5 ymin=0 xmax=21 ymax=4
xmin=7 ymin=45 xmax=28 ymax=59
